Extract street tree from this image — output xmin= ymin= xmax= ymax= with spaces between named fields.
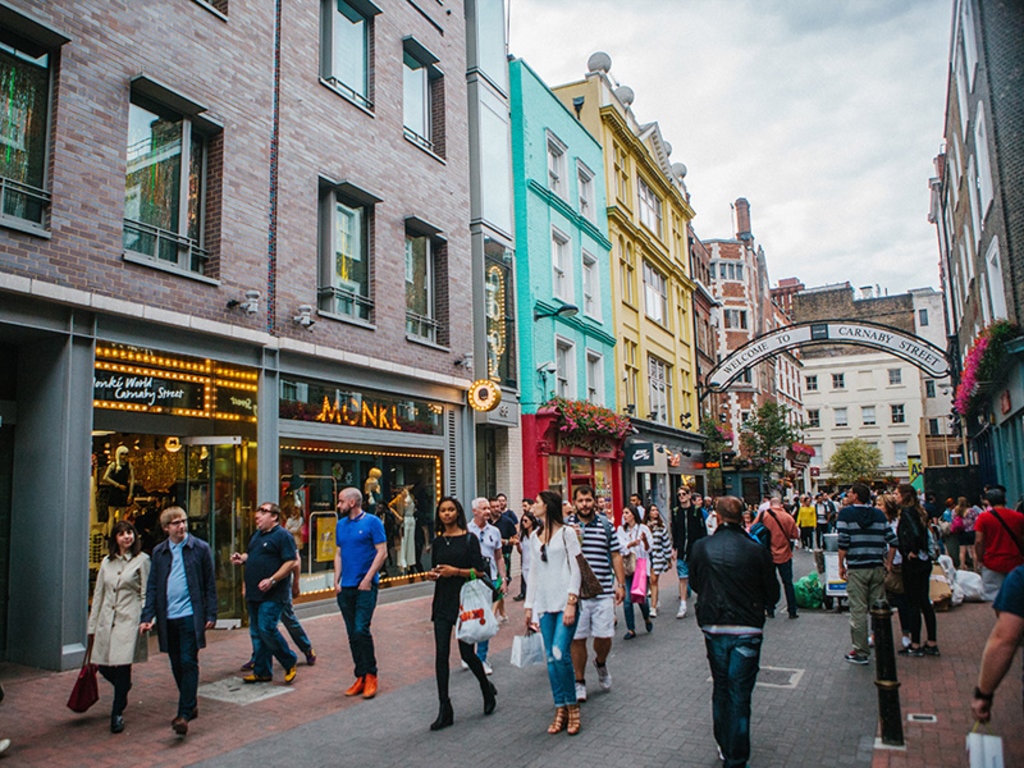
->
xmin=827 ymin=438 xmax=883 ymax=485
xmin=739 ymin=401 xmax=801 ymax=491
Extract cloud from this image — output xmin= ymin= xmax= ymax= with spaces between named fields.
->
xmin=508 ymin=0 xmax=950 ymax=293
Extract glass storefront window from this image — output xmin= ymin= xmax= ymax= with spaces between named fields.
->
xmin=280 ymin=443 xmax=441 ymax=590
xmin=546 ymin=455 xmax=565 ymax=498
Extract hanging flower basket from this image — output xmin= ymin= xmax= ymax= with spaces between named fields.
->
xmin=540 ymin=397 xmax=632 ymax=453
xmin=954 ymin=320 xmax=1021 ymax=416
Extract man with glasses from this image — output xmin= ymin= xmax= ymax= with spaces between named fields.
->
xmin=140 ymin=507 xmax=217 ymax=737
xmin=671 ymin=486 xmax=706 ymax=618
xmin=230 ymin=503 xmax=300 ymax=685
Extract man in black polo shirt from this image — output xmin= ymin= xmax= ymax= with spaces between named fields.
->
xmin=231 ymin=502 xmax=299 ymax=684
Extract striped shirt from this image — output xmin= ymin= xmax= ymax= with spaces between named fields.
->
xmin=567 ymin=514 xmax=622 ymax=596
xmin=836 ymin=505 xmax=896 ymax=569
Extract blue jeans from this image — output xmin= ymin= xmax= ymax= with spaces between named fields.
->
xmin=704 ymin=632 xmax=762 ymax=768
xmin=623 ymin=597 xmax=652 ymax=633
xmin=249 ymin=600 xmax=297 ymax=677
xmin=538 ymin=611 xmax=579 ymax=707
xmin=771 ymin=559 xmax=797 ymax=617
xmin=166 ymin=616 xmax=199 ymax=720
xmin=476 ymin=638 xmax=489 ymax=663
xmin=281 ymin=602 xmax=312 ymax=654
xmin=337 ymin=586 xmax=378 ymax=677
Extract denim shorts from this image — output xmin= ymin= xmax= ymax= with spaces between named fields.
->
xmin=675 ymin=558 xmax=690 ymax=579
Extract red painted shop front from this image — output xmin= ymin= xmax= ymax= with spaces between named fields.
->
xmin=521 ymin=410 xmax=624 ymax=522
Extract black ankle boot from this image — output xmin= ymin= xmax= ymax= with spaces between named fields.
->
xmin=111 ymin=714 xmax=125 ymax=733
xmin=430 ymin=698 xmax=454 ymax=731
xmin=483 ymin=681 xmax=497 ymax=715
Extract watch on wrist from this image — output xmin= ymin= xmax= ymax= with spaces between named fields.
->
xmin=973 ymin=686 xmax=993 ymax=701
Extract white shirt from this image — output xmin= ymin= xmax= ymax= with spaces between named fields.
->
xmin=468 ymin=519 xmax=502 ymax=579
xmin=617 ymin=523 xmax=652 ymax=560
xmin=524 ymin=526 xmax=581 ymax=614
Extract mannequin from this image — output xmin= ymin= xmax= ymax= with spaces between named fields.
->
xmin=102 ymin=446 xmax=134 ymax=509
xmin=390 ymin=486 xmax=417 ymax=572
xmin=364 ymin=468 xmax=383 ymax=517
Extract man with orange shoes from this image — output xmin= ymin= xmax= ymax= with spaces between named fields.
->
xmin=334 ymin=487 xmax=388 ymax=699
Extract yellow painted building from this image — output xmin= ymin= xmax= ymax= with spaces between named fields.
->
xmin=553 ymin=53 xmax=703 ymax=503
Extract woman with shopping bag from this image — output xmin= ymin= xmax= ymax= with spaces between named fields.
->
xmin=524 ymin=491 xmax=582 ymax=735
xmin=618 ymin=505 xmax=653 ymax=639
xmin=426 ymin=497 xmax=497 ymax=731
xmin=86 ymin=520 xmax=150 ymax=733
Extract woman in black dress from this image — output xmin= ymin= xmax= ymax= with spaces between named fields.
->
xmin=426 ymin=496 xmax=497 ymax=730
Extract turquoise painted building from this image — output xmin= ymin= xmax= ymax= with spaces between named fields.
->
xmin=509 ymin=59 xmax=615 ymax=417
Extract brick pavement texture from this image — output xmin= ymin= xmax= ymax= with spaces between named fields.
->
xmin=0 ymin=553 xmax=1019 ymax=767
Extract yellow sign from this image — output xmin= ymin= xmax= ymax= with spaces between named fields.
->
xmin=468 ymin=380 xmax=502 ymax=412
xmin=908 ymin=456 xmax=924 ymax=491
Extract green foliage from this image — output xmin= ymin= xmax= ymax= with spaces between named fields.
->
xmin=739 ymin=401 xmax=802 ymax=481
xmin=827 ymin=438 xmax=883 ymax=485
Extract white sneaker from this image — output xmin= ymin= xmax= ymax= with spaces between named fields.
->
xmin=482 ymin=661 xmax=494 ymax=675
xmin=676 ymin=601 xmax=687 ymax=619
xmin=460 ymin=660 xmax=469 ymax=670
xmin=574 ymin=681 xmax=587 ymax=702
xmin=649 ymin=609 xmax=658 ymax=618
xmin=595 ymin=662 xmax=612 ymax=691
xmin=0 ymin=739 xmax=9 ymax=755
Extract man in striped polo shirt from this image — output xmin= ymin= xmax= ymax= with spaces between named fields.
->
xmin=836 ymin=483 xmax=897 ymax=664
xmin=568 ymin=485 xmax=626 ymax=702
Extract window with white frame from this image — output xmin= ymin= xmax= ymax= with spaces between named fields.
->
xmin=805 ymin=375 xmax=818 ymax=391
xmin=637 ymin=177 xmax=662 ymax=236
xmin=613 ymin=143 xmax=629 ymax=202
xmin=642 ymin=260 xmax=668 ymax=325
xmin=832 ymin=373 xmax=845 ymax=389
xmin=893 ymin=440 xmax=908 ymax=465
xmin=320 ymin=0 xmax=376 ymax=110
xmin=647 ymin=355 xmax=671 ymax=424
xmin=888 ymin=368 xmax=902 ymax=385
xmin=577 ymin=162 xmax=594 ymax=222
xmin=623 ymin=339 xmax=639 ymax=408
xmin=925 ymin=380 xmax=936 ymax=398
xmin=918 ymin=308 xmax=929 ymax=326
xmin=985 ymin=237 xmax=1008 ymax=320
xmin=861 ymin=405 xmax=876 ymax=426
xmin=547 ymin=132 xmax=567 ymax=198
xmin=582 ymin=250 xmax=599 ymax=318
xmin=402 ymin=40 xmax=444 ymax=156
xmin=834 ymin=407 xmax=848 ymax=427
xmin=551 ymin=227 xmax=571 ymax=300
xmin=404 ymin=228 xmax=446 ymax=344
xmin=619 ymin=239 xmax=635 ymax=304
xmin=807 ymin=409 xmax=820 ymax=428
xmin=975 ymin=104 xmax=993 ymax=216
xmin=928 ymin=418 xmax=941 ymax=436
xmin=585 ymin=350 xmax=603 ymax=403
xmin=555 ymin=337 xmax=575 ymax=398
xmin=723 ymin=309 xmax=748 ymax=330
xmin=890 ymin=404 xmax=905 ymax=424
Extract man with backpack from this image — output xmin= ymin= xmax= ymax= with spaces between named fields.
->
xmin=754 ymin=498 xmax=800 ymax=619
xmin=836 ymin=483 xmax=896 ymax=664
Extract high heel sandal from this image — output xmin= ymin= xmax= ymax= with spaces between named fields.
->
xmin=566 ymin=704 xmax=581 ymax=735
xmin=547 ymin=706 xmax=567 ymax=734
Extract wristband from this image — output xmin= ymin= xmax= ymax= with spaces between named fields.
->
xmin=468 ymin=570 xmax=476 ymax=580
xmin=269 ymin=578 xmax=276 ymax=586
xmin=973 ymin=687 xmax=993 ymax=702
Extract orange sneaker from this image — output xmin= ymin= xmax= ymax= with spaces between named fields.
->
xmin=344 ymin=676 xmax=365 ymax=696
xmin=362 ymin=673 xmax=378 ymax=699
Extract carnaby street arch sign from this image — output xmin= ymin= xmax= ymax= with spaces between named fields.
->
xmin=705 ymin=320 xmax=950 ymax=392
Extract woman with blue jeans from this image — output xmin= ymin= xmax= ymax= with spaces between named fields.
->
xmin=524 ymin=491 xmax=582 ymax=735
xmin=618 ymin=505 xmax=653 ymax=638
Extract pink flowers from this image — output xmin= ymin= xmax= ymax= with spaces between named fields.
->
xmin=542 ymin=397 xmax=632 ymax=451
xmin=954 ymin=321 xmax=1020 ymax=416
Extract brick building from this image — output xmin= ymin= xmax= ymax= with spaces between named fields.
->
xmin=929 ymin=0 xmax=1024 ymax=502
xmin=0 ymin=0 xmax=477 ymax=670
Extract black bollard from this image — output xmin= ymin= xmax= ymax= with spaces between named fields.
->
xmin=871 ymin=599 xmax=904 ymax=746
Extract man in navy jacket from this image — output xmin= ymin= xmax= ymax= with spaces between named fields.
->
xmin=140 ymin=506 xmax=218 ymax=737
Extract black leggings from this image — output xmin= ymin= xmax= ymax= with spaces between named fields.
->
xmin=98 ymin=664 xmax=132 ymax=717
xmin=433 ymin=618 xmax=488 ymax=702
xmin=903 ymin=559 xmax=937 ymax=646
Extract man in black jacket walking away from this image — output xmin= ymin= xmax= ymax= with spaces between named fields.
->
xmin=690 ymin=496 xmax=779 ymax=768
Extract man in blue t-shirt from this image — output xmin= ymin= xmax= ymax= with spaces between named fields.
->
xmin=334 ymin=487 xmax=388 ymax=700
xmin=971 ymin=563 xmax=1024 ymax=722
xmin=230 ymin=502 xmax=300 ymax=685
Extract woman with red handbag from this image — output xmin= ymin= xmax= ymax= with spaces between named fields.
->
xmin=618 ymin=505 xmax=653 ymax=639
xmin=87 ymin=521 xmax=150 ymax=733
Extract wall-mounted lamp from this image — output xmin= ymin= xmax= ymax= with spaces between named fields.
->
xmin=537 ymin=361 xmax=557 ymax=375
xmin=646 ymin=412 xmax=657 ymax=420
xmin=454 ymin=353 xmax=473 ymax=369
xmin=623 ymin=404 xmax=635 ymax=415
xmin=572 ymin=95 xmax=585 ymax=118
xmin=682 ymin=449 xmax=692 ymax=457
xmin=534 ymin=303 xmax=579 ymax=321
xmin=227 ymin=289 xmax=261 ymax=315
xmin=293 ymin=304 xmax=315 ymax=329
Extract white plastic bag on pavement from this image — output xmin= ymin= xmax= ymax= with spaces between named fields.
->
xmin=939 ymin=556 xmax=964 ymax=606
xmin=456 ymin=578 xmax=499 ymax=644
xmin=958 ymin=570 xmax=986 ymax=602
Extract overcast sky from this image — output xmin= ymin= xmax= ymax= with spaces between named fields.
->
xmin=507 ymin=0 xmax=952 ymax=294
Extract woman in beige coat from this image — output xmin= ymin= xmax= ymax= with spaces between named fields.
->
xmin=87 ymin=521 xmax=150 ymax=733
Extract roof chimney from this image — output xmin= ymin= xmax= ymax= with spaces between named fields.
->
xmin=735 ymin=198 xmax=752 ymax=241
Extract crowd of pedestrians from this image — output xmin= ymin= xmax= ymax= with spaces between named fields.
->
xmin=70 ymin=476 xmax=1024 ymax=768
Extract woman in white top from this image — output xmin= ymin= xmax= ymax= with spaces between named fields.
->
xmin=524 ymin=490 xmax=582 ymax=736
xmin=617 ymin=505 xmax=653 ymax=639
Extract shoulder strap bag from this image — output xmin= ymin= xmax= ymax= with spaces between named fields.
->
xmin=564 ymin=527 xmax=602 ymax=600
xmin=989 ymin=509 xmax=1024 ymax=557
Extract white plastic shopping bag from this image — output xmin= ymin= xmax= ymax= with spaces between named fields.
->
xmin=966 ymin=727 xmax=1004 ymax=768
xmin=510 ymin=632 xmax=545 ymax=668
xmin=455 ymin=578 xmax=499 ymax=644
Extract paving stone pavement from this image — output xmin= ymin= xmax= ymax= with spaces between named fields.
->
xmin=2 ymin=548 xmax=1021 ymax=767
